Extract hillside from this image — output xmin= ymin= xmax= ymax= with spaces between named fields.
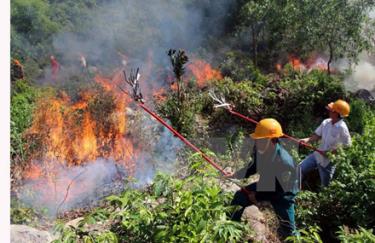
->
xmin=10 ymin=0 xmax=375 ymax=242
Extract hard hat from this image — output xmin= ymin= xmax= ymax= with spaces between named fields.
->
xmin=251 ymin=118 xmax=283 ymax=139
xmin=327 ymin=99 xmax=350 ymax=117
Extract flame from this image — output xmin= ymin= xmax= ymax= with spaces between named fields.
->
xmin=21 ymin=69 xmax=142 ymax=211
xmin=19 ymin=53 xmax=221 ymax=211
xmin=25 ymin=72 xmax=136 ymax=170
xmin=73 ymin=112 xmax=97 ymax=162
xmin=24 ymin=162 xmax=42 ymax=180
xmin=287 ymin=55 xmax=306 ymax=71
xmin=187 ymin=58 xmax=222 ymax=88
xmin=276 ymin=63 xmax=282 ymax=72
xmin=277 ymin=54 xmax=329 ymax=73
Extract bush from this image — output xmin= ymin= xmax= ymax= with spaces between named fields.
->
xmin=337 ymin=226 xmax=375 ymax=242
xmin=53 ymin=153 xmax=252 ymax=242
xmin=295 ymin=109 xmax=375 ymax=240
xmin=205 ymin=71 xmax=346 ymax=137
xmin=11 ymin=199 xmax=39 ymax=225
xmin=286 ymin=226 xmax=375 ymax=242
xmin=346 ymin=98 xmax=371 ymax=134
xmin=219 ymin=51 xmax=269 ymax=84
xmin=10 ymin=80 xmax=43 ymax=162
xmin=156 ymin=87 xmax=210 ymax=138
xmin=271 ymin=70 xmax=346 ymax=134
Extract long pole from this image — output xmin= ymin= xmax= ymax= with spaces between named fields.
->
xmin=138 ymin=102 xmax=229 ymax=176
xmin=136 ymin=102 xmax=253 ymax=197
xmin=226 ymin=108 xmax=324 ymax=155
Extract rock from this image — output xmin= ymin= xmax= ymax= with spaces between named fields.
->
xmin=242 ymin=205 xmax=269 ymax=243
xmin=354 ymin=89 xmax=375 ymax=106
xmin=11 ymin=225 xmax=54 ymax=243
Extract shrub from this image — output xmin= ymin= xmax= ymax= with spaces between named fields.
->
xmin=11 ymin=199 xmax=39 ymax=225
xmin=286 ymin=226 xmax=375 ymax=243
xmin=337 ymin=226 xmax=375 ymax=242
xmin=295 ymin=109 xmax=375 ymax=240
xmin=219 ymin=51 xmax=269 ymax=84
xmin=156 ymin=87 xmax=210 ymax=138
xmin=346 ymin=98 xmax=371 ymax=134
xmin=53 ymin=153 xmax=252 ymax=242
xmin=11 ymin=79 xmax=43 ymax=162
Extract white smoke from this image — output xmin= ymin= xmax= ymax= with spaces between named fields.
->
xmin=41 ymin=0 xmax=235 ymax=85
xmin=335 ymin=8 xmax=375 ymax=93
xmin=18 ymin=109 xmax=183 ymax=217
xmin=335 ymin=54 xmax=375 ymax=92
xmin=19 ymin=158 xmax=122 ymax=216
xmin=18 ymin=0 xmax=232 ymax=216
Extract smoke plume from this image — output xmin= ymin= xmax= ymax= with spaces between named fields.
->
xmin=42 ymin=0 xmax=235 ymax=84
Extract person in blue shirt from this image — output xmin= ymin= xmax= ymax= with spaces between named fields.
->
xmin=229 ymin=118 xmax=299 ymax=238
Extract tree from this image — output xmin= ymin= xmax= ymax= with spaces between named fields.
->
xmin=11 ymin=0 xmax=60 ymax=59
xmin=237 ymin=0 xmax=277 ymax=67
xmin=305 ymin=0 xmax=375 ymax=74
xmin=236 ymin=0 xmax=375 ymax=72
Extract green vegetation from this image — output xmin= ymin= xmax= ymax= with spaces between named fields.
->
xmin=10 ymin=0 xmax=375 ymax=242
xmin=236 ymin=0 xmax=375 ymax=71
xmin=295 ymin=107 xmax=375 ymax=233
xmin=52 ymin=155 xmax=251 ymax=243
xmin=11 ymin=79 xmax=43 ymax=162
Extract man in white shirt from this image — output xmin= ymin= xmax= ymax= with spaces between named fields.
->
xmin=299 ymin=100 xmax=351 ymax=187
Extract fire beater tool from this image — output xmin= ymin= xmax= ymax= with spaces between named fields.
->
xmin=209 ymin=91 xmax=325 ymax=156
xmin=116 ymin=68 xmax=252 ymax=195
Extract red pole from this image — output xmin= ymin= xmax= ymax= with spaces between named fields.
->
xmin=228 ymin=109 xmax=258 ymax=124
xmin=227 ymin=108 xmax=325 ymax=155
xmin=138 ymin=103 xmax=229 ymax=176
xmin=137 ymin=103 xmax=254 ymax=197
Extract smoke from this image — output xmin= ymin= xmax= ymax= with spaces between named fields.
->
xmin=18 ymin=0 xmax=234 ymax=215
xmin=19 ymin=158 xmax=122 ymax=216
xmin=18 ymin=109 xmax=183 ymax=217
xmin=41 ymin=0 xmax=235 ymax=84
xmin=334 ymin=8 xmax=375 ymax=93
xmin=343 ymin=57 xmax=375 ymax=92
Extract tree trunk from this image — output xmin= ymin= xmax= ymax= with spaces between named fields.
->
xmin=327 ymin=42 xmax=333 ymax=75
xmin=251 ymin=25 xmax=258 ymax=67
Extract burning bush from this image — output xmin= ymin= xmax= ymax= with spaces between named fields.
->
xmin=24 ymin=86 xmax=135 ymax=168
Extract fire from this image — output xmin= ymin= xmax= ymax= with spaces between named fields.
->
xmin=25 ymin=74 xmax=136 ymax=172
xmin=20 ymin=69 xmax=144 ymax=212
xmin=277 ymin=54 xmax=329 ymax=73
xmin=187 ymin=58 xmax=222 ymax=88
xmin=19 ymin=53 xmax=221 ymax=212
xmin=23 ymin=162 xmax=42 ymax=180
xmin=288 ymin=55 xmax=306 ymax=71
xmin=149 ymin=58 xmax=222 ymax=103
xmin=73 ymin=112 xmax=97 ymax=162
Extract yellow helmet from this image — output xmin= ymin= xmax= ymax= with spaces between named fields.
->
xmin=327 ymin=99 xmax=350 ymax=117
xmin=251 ymin=118 xmax=284 ymax=139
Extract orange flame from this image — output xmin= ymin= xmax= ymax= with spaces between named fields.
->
xmin=73 ymin=112 xmax=97 ymax=162
xmin=25 ymin=73 xmax=136 ymax=173
xmin=187 ymin=58 xmax=222 ymax=88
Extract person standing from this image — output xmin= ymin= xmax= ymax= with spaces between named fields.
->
xmin=299 ymin=99 xmax=351 ymax=187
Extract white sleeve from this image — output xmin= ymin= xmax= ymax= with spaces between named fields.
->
xmin=314 ymin=120 xmax=325 ymax=136
xmin=341 ymin=126 xmax=352 ymax=146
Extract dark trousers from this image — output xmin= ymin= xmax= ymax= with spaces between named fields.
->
xmin=231 ymin=183 xmax=297 ymax=238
